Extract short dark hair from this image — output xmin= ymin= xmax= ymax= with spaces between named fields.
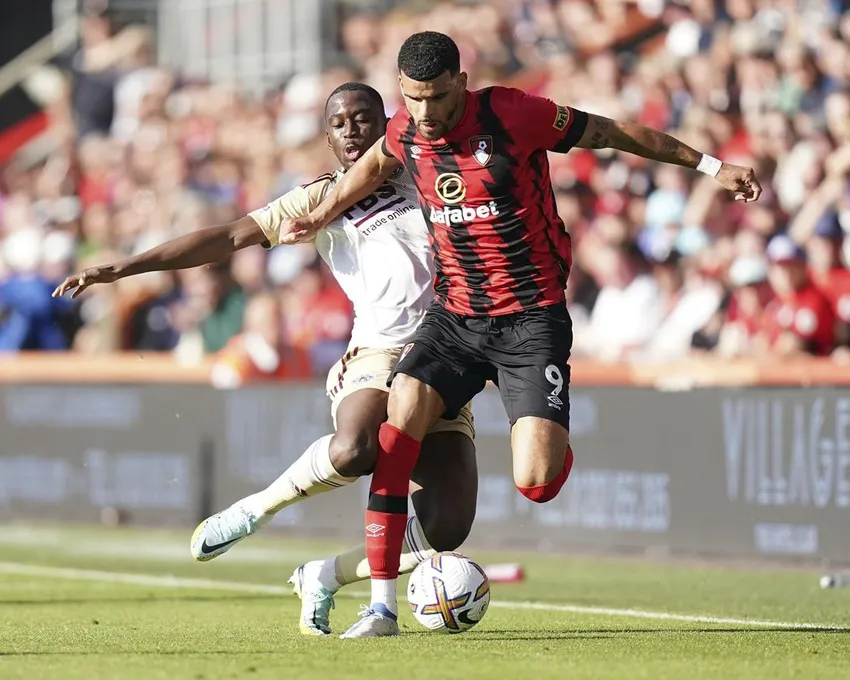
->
xmin=397 ymin=31 xmax=460 ymax=82
xmin=324 ymin=82 xmax=385 ymax=117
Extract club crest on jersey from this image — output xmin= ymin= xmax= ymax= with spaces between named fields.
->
xmin=470 ymin=135 xmax=492 ymax=166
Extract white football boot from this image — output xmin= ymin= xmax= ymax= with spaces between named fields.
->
xmin=288 ymin=563 xmax=337 ymax=636
xmin=339 ymin=604 xmax=400 ymax=639
xmin=190 ymin=502 xmax=270 ymax=561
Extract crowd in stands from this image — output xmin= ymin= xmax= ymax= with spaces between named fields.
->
xmin=2 ymin=0 xmax=850 ymax=382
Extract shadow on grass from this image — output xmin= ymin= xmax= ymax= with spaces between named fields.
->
xmin=2 ymin=626 xmax=847 ymax=655
xmin=467 ymin=627 xmax=849 ymax=641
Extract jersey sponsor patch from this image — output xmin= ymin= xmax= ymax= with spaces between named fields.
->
xmin=434 ymin=173 xmax=467 ymax=204
xmin=553 ymin=105 xmax=571 ymax=131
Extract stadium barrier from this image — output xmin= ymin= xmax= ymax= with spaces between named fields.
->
xmin=2 ymin=354 xmax=850 ymax=565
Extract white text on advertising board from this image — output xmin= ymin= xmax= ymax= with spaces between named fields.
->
xmin=723 ymin=396 xmax=850 ymax=508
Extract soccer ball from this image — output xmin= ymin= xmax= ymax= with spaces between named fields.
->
xmin=407 ymin=552 xmax=490 ymax=633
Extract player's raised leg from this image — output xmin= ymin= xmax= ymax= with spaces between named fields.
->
xmin=190 ymin=387 xmax=385 ymax=565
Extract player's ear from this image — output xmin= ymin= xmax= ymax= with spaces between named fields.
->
xmin=326 ymin=132 xmax=332 ymax=149
xmin=457 ymin=72 xmax=468 ymax=90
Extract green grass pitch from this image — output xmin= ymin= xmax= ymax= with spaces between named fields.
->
xmin=0 ymin=523 xmax=848 ymax=679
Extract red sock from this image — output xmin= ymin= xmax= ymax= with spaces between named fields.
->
xmin=365 ymin=423 xmax=421 ymax=580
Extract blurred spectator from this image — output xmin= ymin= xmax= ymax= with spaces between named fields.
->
xmin=173 ymin=261 xmax=247 ymax=356
xmin=56 ymin=7 xmax=151 ymax=140
xmin=806 ymin=211 xmax=850 ymax=346
xmin=715 ymin=254 xmax=771 ymax=357
xmin=573 ymin=242 xmax=660 ymax=362
xmin=761 ymin=235 xmax=835 ymax=357
xmin=636 ymin=248 xmax=724 ymax=362
xmin=211 ymin=292 xmax=311 ymax=388
xmin=0 ymin=228 xmax=73 ymax=351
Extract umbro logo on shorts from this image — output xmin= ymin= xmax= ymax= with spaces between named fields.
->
xmin=399 ymin=343 xmax=415 ymax=364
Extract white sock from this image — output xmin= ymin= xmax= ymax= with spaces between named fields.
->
xmin=302 ymin=559 xmax=342 ymax=593
xmin=371 ymin=578 xmax=398 ymax=616
xmin=333 ymin=516 xmax=435 ymax=585
xmin=240 ymin=434 xmax=357 ymax=517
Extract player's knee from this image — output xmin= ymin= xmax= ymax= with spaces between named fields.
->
xmin=387 ymin=374 xmax=443 ymax=438
xmin=328 ymin=430 xmax=377 ymax=477
xmin=515 ymin=447 xmax=574 ymax=504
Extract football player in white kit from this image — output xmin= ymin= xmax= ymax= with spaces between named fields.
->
xmin=52 ymin=83 xmax=477 ymax=636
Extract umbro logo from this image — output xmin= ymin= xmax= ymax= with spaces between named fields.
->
xmin=366 ymin=523 xmax=386 ymax=537
xmin=398 ymin=343 xmax=415 ymax=364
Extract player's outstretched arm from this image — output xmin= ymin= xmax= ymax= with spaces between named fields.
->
xmin=278 ymin=139 xmax=401 ymax=244
xmin=575 ymin=114 xmax=762 ymax=203
xmin=52 ymin=217 xmax=267 ymax=299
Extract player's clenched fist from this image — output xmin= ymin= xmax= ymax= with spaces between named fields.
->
xmin=52 ymin=265 xmax=119 ymax=299
xmin=716 ymin=163 xmax=762 ymax=203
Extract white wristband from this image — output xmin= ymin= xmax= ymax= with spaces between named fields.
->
xmin=696 ymin=154 xmax=722 ymax=178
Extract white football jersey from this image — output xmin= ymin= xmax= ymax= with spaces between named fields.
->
xmin=249 ymin=168 xmax=434 ymax=349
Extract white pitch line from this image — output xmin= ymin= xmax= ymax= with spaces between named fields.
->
xmin=486 ymin=601 xmax=847 ymax=630
xmin=0 ymin=561 xmax=846 ymax=632
xmin=0 ymin=562 xmax=290 ymax=595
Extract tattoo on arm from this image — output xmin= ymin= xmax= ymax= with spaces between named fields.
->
xmin=577 ymin=114 xmax=701 ymax=169
xmin=588 ymin=117 xmax=612 ymax=149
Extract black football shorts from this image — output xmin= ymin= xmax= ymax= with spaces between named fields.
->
xmin=390 ymin=301 xmax=572 ymax=430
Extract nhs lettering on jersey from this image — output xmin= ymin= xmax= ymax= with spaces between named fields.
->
xmin=429 ymin=201 xmax=500 ymax=225
xmin=340 ymin=183 xmax=405 ymax=228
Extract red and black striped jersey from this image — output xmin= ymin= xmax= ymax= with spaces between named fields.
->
xmin=382 ymin=86 xmax=588 ymax=317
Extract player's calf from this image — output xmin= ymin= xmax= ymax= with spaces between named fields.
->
xmin=412 ymin=430 xmax=477 ymax=551
xmin=416 ymin=506 xmax=473 ymax=552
